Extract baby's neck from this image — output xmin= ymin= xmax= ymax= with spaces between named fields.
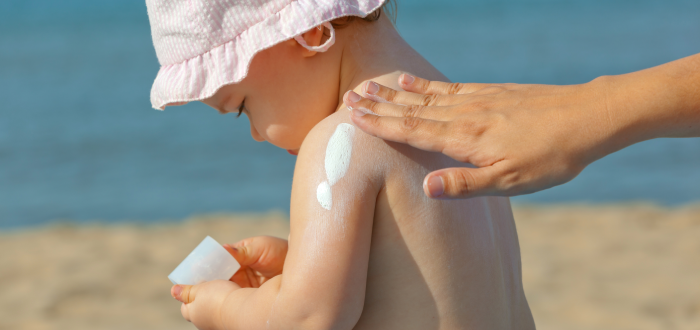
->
xmin=334 ymin=15 xmax=448 ymax=110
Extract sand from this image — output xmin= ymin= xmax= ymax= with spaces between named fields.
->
xmin=1 ymin=205 xmax=699 ymax=330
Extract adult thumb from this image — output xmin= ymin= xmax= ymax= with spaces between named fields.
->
xmin=423 ymin=166 xmax=499 ymax=199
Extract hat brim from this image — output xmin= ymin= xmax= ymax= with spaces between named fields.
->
xmin=150 ymin=0 xmax=387 ymax=110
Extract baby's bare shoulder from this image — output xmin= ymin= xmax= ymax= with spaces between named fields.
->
xmin=298 ymin=110 xmax=393 ymax=184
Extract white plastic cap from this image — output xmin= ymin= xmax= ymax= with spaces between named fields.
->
xmin=168 ymin=236 xmax=241 ymax=285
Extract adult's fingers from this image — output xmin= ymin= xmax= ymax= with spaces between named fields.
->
xmin=399 ymin=74 xmax=495 ymax=96
xmin=344 ymin=91 xmax=452 ymax=121
xmin=350 ymin=110 xmax=452 ymax=154
xmin=360 ymin=81 xmax=471 ymax=107
xmin=423 ymin=166 xmax=503 ymax=199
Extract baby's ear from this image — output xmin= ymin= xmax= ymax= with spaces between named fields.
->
xmin=294 ymin=25 xmax=326 ymax=57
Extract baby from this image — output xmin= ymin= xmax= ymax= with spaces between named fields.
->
xmin=147 ymin=0 xmax=535 ymax=329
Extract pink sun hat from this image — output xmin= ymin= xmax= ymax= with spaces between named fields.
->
xmin=146 ymin=0 xmax=387 ymax=110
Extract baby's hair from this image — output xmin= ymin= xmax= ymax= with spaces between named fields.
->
xmin=330 ymin=0 xmax=397 ymax=29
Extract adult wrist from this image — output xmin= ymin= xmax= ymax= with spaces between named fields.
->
xmin=604 ymin=54 xmax=700 ymax=143
xmin=571 ymin=75 xmax=632 ymax=166
xmin=586 ymin=72 xmax=664 ymax=162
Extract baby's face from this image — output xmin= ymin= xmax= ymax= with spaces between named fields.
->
xmin=201 ymin=39 xmax=341 ymax=154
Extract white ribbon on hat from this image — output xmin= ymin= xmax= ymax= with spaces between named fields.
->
xmin=294 ymin=22 xmax=336 ymax=52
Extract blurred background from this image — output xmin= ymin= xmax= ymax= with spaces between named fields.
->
xmin=1 ymin=0 xmax=699 ymax=229
xmin=1 ymin=0 xmax=699 ymax=329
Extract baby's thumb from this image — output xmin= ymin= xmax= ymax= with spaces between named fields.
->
xmin=423 ymin=166 xmax=499 ymax=199
xmin=171 ymin=284 xmax=196 ymax=304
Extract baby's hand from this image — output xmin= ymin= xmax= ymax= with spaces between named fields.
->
xmin=224 ymin=236 xmax=288 ymax=288
xmin=172 ymin=280 xmax=240 ymax=330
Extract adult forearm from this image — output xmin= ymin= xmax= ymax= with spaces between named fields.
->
xmin=604 ymin=53 xmax=700 ymax=149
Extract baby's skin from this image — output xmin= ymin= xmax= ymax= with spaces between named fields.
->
xmin=170 ymin=14 xmax=535 ymax=330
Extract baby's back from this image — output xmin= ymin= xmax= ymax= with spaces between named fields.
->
xmin=355 ymin=140 xmax=535 ymax=330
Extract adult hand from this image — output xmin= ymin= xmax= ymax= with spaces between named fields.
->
xmin=346 ymin=53 xmax=700 ymax=199
xmin=345 ymin=76 xmax=611 ymax=198
xmin=224 ymin=236 xmax=288 ymax=288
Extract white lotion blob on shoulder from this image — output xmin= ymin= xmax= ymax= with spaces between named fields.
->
xmin=317 ymin=181 xmax=332 ymax=210
xmin=317 ymin=123 xmax=356 ymax=210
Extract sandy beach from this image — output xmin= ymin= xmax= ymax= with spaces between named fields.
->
xmin=1 ymin=204 xmax=699 ymax=330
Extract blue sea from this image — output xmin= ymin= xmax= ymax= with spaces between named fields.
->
xmin=1 ymin=0 xmax=699 ymax=228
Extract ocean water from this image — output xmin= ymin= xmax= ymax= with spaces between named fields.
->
xmin=1 ymin=0 xmax=699 ymax=228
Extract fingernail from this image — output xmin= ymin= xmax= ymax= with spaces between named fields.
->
xmin=364 ymin=81 xmax=379 ymax=95
xmin=401 ymin=74 xmax=415 ymax=85
xmin=351 ymin=108 xmax=367 ymax=117
xmin=172 ymin=285 xmax=182 ymax=300
xmin=426 ymin=175 xmax=444 ymax=198
xmin=346 ymin=90 xmax=361 ymax=103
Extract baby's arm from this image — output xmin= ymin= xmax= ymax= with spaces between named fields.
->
xmin=264 ymin=120 xmax=382 ymax=329
xmin=176 ymin=118 xmax=383 ymax=330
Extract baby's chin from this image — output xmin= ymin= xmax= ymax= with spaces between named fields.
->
xmin=265 ymin=132 xmax=305 ymax=152
xmin=266 ymin=139 xmax=301 ymax=155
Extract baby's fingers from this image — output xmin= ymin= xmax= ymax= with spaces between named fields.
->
xmin=230 ymin=266 xmax=254 ymax=288
xmin=171 ymin=285 xmax=194 ymax=321
xmin=180 ymin=303 xmax=191 ymax=322
xmin=226 ymin=236 xmax=288 ymax=277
